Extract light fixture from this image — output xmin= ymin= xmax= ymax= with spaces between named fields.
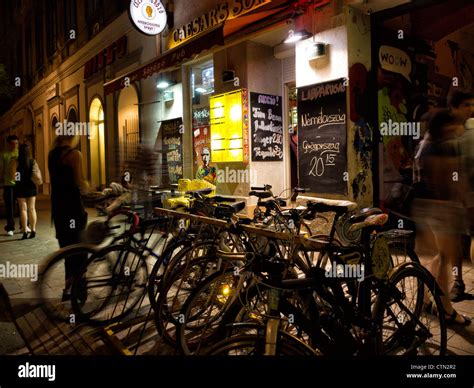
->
xmin=306 ymin=42 xmax=328 ymax=60
xmin=195 ymin=87 xmax=207 ymax=93
xmin=284 ymin=29 xmax=312 ymax=44
xmin=157 ymin=80 xmax=171 ymax=89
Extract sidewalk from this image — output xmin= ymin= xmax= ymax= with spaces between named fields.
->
xmin=0 ymin=198 xmax=473 ymax=355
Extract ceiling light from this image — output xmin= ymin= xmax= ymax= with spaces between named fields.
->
xmin=195 ymin=87 xmax=207 ymax=93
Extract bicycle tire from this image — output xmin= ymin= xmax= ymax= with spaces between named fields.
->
xmin=373 ymin=264 xmax=447 ymax=355
xmin=38 ymin=244 xmax=98 ymax=322
xmin=70 ymin=244 xmax=148 ymax=325
xmin=154 ymin=255 xmax=235 ymax=346
xmin=206 ymin=331 xmax=318 ymax=356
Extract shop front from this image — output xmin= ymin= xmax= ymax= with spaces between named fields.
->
xmin=105 ymin=0 xmax=379 ymax=211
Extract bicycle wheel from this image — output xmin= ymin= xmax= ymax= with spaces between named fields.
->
xmin=206 ymin=331 xmax=318 ymax=355
xmin=154 ymin=255 xmax=234 ymax=346
xmin=38 ymin=244 xmax=98 ymax=322
xmin=176 ymin=267 xmax=241 ymax=354
xmin=70 ymin=244 xmax=148 ymax=325
xmin=373 ymin=264 xmax=447 ymax=355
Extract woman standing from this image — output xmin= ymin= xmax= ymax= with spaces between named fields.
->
xmin=15 ymin=143 xmax=41 ymax=239
xmin=412 ymin=109 xmax=471 ymax=325
xmin=48 ymin=134 xmax=89 ymax=300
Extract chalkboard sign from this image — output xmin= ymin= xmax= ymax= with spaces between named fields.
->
xmin=250 ymin=92 xmax=283 ymax=161
xmin=161 ymin=118 xmax=183 ymax=184
xmin=297 ymin=78 xmax=347 ymax=194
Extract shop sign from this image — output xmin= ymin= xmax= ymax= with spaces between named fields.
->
xmin=297 ymin=78 xmax=348 ymax=195
xmin=169 ymin=0 xmax=270 ymax=49
xmin=379 ymin=45 xmax=412 ymax=82
xmin=250 ymin=92 xmax=283 ymax=161
xmin=129 ymin=0 xmax=167 ymax=35
xmin=84 ymin=36 xmax=127 ymax=79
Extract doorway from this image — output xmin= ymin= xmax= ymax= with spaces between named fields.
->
xmin=89 ymin=97 xmax=106 ymax=189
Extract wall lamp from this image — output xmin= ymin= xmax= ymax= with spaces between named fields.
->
xmin=156 ymin=73 xmax=176 ymax=89
xmin=284 ymin=29 xmax=312 ymax=44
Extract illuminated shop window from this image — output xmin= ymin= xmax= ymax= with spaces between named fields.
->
xmin=210 ymin=89 xmax=249 ymax=163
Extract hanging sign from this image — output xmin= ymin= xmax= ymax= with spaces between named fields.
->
xmin=129 ymin=0 xmax=167 ymax=36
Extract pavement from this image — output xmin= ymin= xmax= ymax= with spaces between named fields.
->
xmin=0 ymin=196 xmax=473 ymax=355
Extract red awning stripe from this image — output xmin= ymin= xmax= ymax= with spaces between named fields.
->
xmin=104 ymin=25 xmax=225 ymax=95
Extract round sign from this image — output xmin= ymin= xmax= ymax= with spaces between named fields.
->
xmin=129 ymin=0 xmax=167 ymax=36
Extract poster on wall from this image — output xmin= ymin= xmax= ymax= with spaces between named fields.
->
xmin=297 ymin=78 xmax=347 ymax=195
xmin=160 ymin=118 xmax=183 ymax=184
xmin=250 ymin=92 xmax=283 ymax=161
xmin=192 ymin=107 xmax=211 ymax=170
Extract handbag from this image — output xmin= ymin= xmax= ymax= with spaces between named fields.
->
xmin=31 ymin=159 xmax=43 ymax=186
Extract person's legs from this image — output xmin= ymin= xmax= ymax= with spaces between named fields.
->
xmin=3 ymin=186 xmax=15 ymax=232
xmin=17 ymin=198 xmax=28 ymax=238
xmin=58 ymin=229 xmax=87 ymax=299
xmin=432 ymin=232 xmax=470 ymax=324
xmin=26 ymin=196 xmax=37 ymax=232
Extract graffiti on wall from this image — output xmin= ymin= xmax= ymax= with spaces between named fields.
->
xmin=349 ymin=63 xmax=372 ymax=201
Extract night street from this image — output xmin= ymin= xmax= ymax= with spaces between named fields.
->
xmin=1 ymin=0 xmax=474 ymax=386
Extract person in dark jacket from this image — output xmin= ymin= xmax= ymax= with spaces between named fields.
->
xmin=48 ymin=134 xmax=89 ymax=300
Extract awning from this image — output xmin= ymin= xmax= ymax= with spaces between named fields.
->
xmin=104 ymin=25 xmax=225 ymax=95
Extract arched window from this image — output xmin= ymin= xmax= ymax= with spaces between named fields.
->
xmin=89 ymin=98 xmax=106 ymax=189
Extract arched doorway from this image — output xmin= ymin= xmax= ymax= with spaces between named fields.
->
xmin=89 ymin=97 xmax=106 ymax=189
xmin=118 ymin=86 xmax=139 ymax=170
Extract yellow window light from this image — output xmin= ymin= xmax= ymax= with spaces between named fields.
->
xmin=210 ymin=89 xmax=249 ymax=163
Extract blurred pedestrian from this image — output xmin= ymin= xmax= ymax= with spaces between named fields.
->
xmin=0 ymin=135 xmax=19 ymax=236
xmin=48 ymin=134 xmax=89 ymax=300
xmin=412 ymin=109 xmax=471 ymax=325
xmin=15 ymin=143 xmax=42 ymax=239
xmin=448 ymin=88 xmax=474 ymax=301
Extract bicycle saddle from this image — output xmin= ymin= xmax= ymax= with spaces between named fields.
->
xmin=214 ymin=201 xmax=246 ymax=219
xmin=186 ymin=187 xmax=213 ymax=197
xmin=348 ymin=213 xmax=389 ymax=233
xmin=249 ymin=191 xmax=272 ymax=199
xmin=349 ymin=207 xmax=383 ymax=223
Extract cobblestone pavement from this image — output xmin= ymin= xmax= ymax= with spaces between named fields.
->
xmin=0 ymin=196 xmax=473 ymax=355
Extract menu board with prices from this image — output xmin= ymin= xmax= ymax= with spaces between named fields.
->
xmin=250 ymin=92 xmax=283 ymax=161
xmin=297 ymin=78 xmax=348 ymax=194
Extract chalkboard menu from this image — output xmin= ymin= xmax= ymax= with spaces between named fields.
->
xmin=297 ymin=78 xmax=347 ymax=194
xmin=161 ymin=118 xmax=183 ymax=184
xmin=250 ymin=92 xmax=283 ymax=161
